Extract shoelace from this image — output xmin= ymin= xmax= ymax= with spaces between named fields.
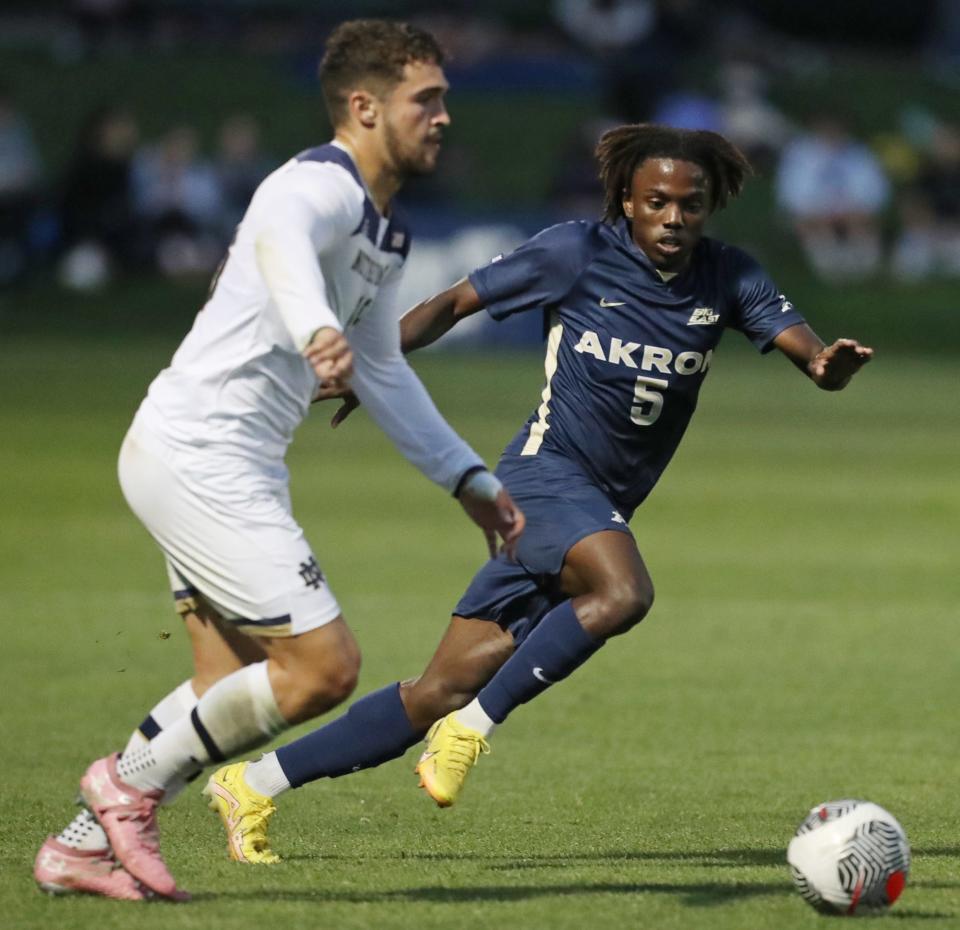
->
xmin=241 ymin=801 xmax=276 ymax=834
xmin=445 ymin=733 xmax=491 ymax=777
xmin=245 ymin=804 xmax=275 ymax=831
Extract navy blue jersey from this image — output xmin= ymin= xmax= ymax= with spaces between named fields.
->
xmin=469 ymin=218 xmax=806 ymax=514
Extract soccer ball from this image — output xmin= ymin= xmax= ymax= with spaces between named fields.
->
xmin=787 ymin=799 xmax=910 ymax=915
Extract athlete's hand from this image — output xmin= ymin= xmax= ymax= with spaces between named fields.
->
xmin=304 ymin=327 xmax=353 ymax=385
xmin=312 ymin=383 xmax=361 ymax=427
xmin=459 ymin=484 xmax=526 ymax=560
xmin=809 ymin=338 xmax=873 ymax=390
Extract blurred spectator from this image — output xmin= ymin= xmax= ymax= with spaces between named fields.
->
xmin=58 ymin=105 xmax=141 ymax=290
xmin=775 ymin=114 xmax=890 ymax=281
xmin=215 ymin=114 xmax=272 ymax=236
xmin=892 ymin=122 xmax=960 ymax=280
xmin=552 ymin=0 xmax=705 ymax=119
xmin=718 ymin=60 xmax=794 ymax=173
xmin=553 ymin=0 xmax=657 ymax=54
xmin=132 ymin=125 xmax=223 ymax=277
xmin=652 ymin=87 xmax=723 ymax=132
xmin=0 ymin=85 xmax=44 ymax=286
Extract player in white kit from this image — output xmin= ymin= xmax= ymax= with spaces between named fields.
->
xmin=33 ymin=19 xmax=524 ymax=902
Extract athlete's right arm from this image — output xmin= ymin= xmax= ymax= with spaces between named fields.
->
xmin=399 ymin=277 xmax=486 ymax=352
xmin=250 ymin=162 xmax=359 ymax=379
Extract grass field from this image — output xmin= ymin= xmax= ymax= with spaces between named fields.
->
xmin=0 ymin=334 xmax=957 ymax=929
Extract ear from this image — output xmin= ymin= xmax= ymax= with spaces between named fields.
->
xmin=348 ymin=90 xmax=378 ymax=129
xmin=622 ymin=195 xmax=634 ymax=218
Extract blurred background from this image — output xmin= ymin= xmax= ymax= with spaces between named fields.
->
xmin=1 ymin=0 xmax=958 ymax=350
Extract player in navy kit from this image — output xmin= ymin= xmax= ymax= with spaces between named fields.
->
xmin=206 ymin=123 xmax=873 ymax=856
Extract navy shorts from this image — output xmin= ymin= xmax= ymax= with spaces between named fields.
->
xmin=453 ymin=452 xmax=633 ymax=644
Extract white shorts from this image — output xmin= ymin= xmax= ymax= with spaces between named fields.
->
xmin=118 ymin=417 xmax=341 ymax=637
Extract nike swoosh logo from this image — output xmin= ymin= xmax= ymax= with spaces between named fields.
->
xmin=599 ymin=298 xmax=626 ymax=308
xmin=532 ymin=667 xmax=553 ymax=684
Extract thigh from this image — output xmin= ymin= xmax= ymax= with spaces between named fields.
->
xmin=559 ymin=530 xmax=651 ymax=599
xmin=559 ymin=529 xmax=654 ymax=637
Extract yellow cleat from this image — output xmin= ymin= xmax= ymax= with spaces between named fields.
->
xmin=415 ymin=713 xmax=490 ymax=808
xmin=203 ymin=762 xmax=280 ymax=864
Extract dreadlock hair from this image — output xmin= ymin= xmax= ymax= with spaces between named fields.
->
xmin=319 ymin=19 xmax=445 ymax=128
xmin=596 ymin=123 xmax=752 ymax=223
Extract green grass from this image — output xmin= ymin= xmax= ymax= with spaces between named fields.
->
xmin=1 ymin=335 xmax=957 ymax=928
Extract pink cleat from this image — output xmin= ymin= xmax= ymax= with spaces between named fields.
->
xmin=34 ymin=836 xmax=145 ymax=900
xmin=80 ymin=753 xmax=188 ymax=900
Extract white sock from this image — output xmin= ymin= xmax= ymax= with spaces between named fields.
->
xmin=123 ymin=679 xmax=199 ymax=803
xmin=58 ymin=680 xmax=200 ymax=850
xmin=244 ymin=752 xmax=292 ymax=798
xmin=454 ymin=699 xmax=498 ymax=738
xmin=123 ymin=679 xmax=198 ymax=756
xmin=56 ymin=809 xmax=107 ymax=851
xmin=117 ymin=661 xmax=286 ymax=792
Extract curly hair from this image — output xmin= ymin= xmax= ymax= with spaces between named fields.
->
xmin=596 ymin=124 xmax=752 ymax=223
xmin=319 ymin=19 xmax=445 ymax=127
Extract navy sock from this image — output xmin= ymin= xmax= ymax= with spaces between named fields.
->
xmin=477 ymin=600 xmax=601 ymax=724
xmin=275 ymin=683 xmax=420 ymax=788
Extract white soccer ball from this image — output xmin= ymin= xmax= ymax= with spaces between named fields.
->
xmin=787 ymin=799 xmax=910 ymax=915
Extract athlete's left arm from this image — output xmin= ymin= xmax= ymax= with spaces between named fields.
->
xmin=399 ymin=277 xmax=485 ymax=352
xmin=773 ymin=324 xmax=874 ymax=391
xmin=314 ymin=278 xmax=483 ymax=423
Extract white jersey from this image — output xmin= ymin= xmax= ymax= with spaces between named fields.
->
xmin=136 ymin=141 xmax=482 ymax=493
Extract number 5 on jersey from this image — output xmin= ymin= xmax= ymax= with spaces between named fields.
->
xmin=630 ymin=376 xmax=668 ymax=426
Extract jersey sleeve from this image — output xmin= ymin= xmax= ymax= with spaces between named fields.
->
xmin=469 ymin=222 xmax=592 ymax=321
xmin=724 ymin=245 xmax=807 ymax=353
xmin=252 ymin=161 xmax=362 ymax=350
xmin=346 ymin=275 xmax=485 ymax=494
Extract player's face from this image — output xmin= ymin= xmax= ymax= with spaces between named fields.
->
xmin=381 ymin=60 xmax=450 ymax=178
xmin=623 ymin=159 xmax=711 ymax=272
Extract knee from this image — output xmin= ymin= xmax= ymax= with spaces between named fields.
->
xmin=279 ymin=642 xmax=361 ymax=723
xmin=315 ymin=653 xmax=361 ymax=706
xmin=588 ymin=577 xmax=654 ymax=638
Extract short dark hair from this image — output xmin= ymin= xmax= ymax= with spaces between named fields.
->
xmin=596 ymin=124 xmax=752 ymax=223
xmin=319 ymin=19 xmax=445 ymax=128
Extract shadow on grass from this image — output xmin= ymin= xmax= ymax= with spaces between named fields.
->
xmin=279 ymin=845 xmax=960 ymax=873
xmin=913 ymin=847 xmax=960 ymax=858
xmin=279 ymin=846 xmax=786 ymax=868
xmin=218 ymin=846 xmax=956 ymax=913
xmin=486 ymin=847 xmax=788 ymax=869
xmin=888 ymin=915 xmax=959 ymax=922
xmin=195 ymin=879 xmax=789 ymax=908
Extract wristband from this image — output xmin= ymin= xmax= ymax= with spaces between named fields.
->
xmin=454 ymin=467 xmax=502 ymax=502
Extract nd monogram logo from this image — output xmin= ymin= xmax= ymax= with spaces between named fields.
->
xmin=298 ymin=556 xmax=325 ymax=590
